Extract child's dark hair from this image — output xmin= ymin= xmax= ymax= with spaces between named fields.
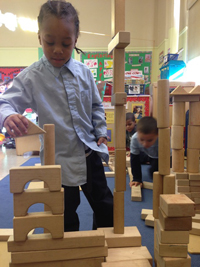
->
xmin=38 ymin=0 xmax=84 ymax=54
xmin=126 ymin=112 xmax=135 ymax=122
xmin=137 ymin=116 xmax=158 ymax=135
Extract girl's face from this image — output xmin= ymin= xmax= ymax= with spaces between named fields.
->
xmin=38 ymin=16 xmax=77 ymax=68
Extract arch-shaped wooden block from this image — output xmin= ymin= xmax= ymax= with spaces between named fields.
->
xmin=13 ymin=212 xmax=64 ymax=242
xmin=13 ymin=188 xmax=64 ymax=217
xmin=10 ymin=165 xmax=61 ymax=193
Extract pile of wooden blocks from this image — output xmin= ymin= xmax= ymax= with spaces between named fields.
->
xmin=7 ymin=165 xmax=108 ymax=266
xmin=154 ymin=194 xmax=195 ymax=266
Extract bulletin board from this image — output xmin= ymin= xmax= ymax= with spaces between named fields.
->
xmin=80 ymin=51 xmax=152 ymax=83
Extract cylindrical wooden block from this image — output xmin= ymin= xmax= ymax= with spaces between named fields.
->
xmin=114 ymin=190 xmax=124 ymax=234
xmin=172 ymin=149 xmax=184 ymax=172
xmin=159 ymin=128 xmax=171 ymax=175
xmin=171 ymin=126 xmax=184 ymax=149
xmin=188 ymin=125 xmax=200 ymax=149
xmin=189 ymin=101 xmax=200 ymax=126
xmin=187 ymin=148 xmax=200 ymax=173
xmin=163 ymin=174 xmax=175 ymax=194
xmin=43 ymin=124 xmax=55 ymax=165
xmin=114 ymin=106 xmax=126 ymax=148
xmin=172 ymin=101 xmax=185 ymax=126
xmin=157 ymin=79 xmax=169 ymax=128
xmin=153 ymin=172 xmax=163 ymax=219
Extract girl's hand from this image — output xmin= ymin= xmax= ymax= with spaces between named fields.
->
xmin=4 ymin=114 xmax=29 ymax=138
xmin=129 ymin=181 xmax=143 ymax=188
xmin=97 ymin=137 xmax=107 ymax=146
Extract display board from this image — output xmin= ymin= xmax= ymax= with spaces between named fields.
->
xmin=80 ymin=51 xmax=152 ymax=84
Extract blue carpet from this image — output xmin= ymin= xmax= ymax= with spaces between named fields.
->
xmin=0 ymin=159 xmax=199 ymax=266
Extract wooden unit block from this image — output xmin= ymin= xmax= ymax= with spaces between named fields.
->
xmin=155 ymin=250 xmax=191 ymax=267
xmin=145 ymin=214 xmax=154 ymax=227
xmin=155 ymin=219 xmax=189 ymax=244
xmin=99 ymin=226 xmax=141 ymax=248
xmin=176 ymin=186 xmax=190 ymax=193
xmin=172 ymin=101 xmax=185 ymax=126
xmin=0 ymin=241 xmax=11 ymax=267
xmin=43 ymin=124 xmax=55 ymax=165
xmin=113 ymin=49 xmax=125 ymax=94
xmin=10 ymin=257 xmax=104 ymax=267
xmin=172 ymin=95 xmax=200 ymax=102
xmin=114 ymin=106 xmax=126 ymax=148
xmin=141 ymin=209 xmax=153 ymax=220
xmin=15 ymin=135 xmax=41 ymax=156
xmin=158 ymin=207 xmax=192 ymax=231
xmin=14 ymin=119 xmax=46 ymax=137
xmin=160 ymin=194 xmax=195 ymax=217
xmin=10 ymin=165 xmax=61 ymax=193
xmin=171 ymin=126 xmax=184 ymax=150
xmin=13 ymin=188 xmax=64 ymax=217
xmin=187 ymin=148 xmax=200 ymax=173
xmin=190 ymin=180 xmax=200 ymax=186
xmin=153 ymin=172 xmax=163 ymax=219
xmin=105 ymin=171 xmax=115 ymax=178
xmin=131 ymin=185 xmax=142 ymax=202
xmin=111 ymin=92 xmax=127 ymax=106
xmin=143 ymin=181 xmax=153 ymax=190
xmin=194 ymin=197 xmax=200 ymax=204
xmin=111 ymin=0 xmax=125 ymax=37
xmin=188 ymin=233 xmax=200 ymax=253
xmin=189 ymin=85 xmax=200 ymax=94
xmin=11 ymin=242 xmax=108 ymax=264
xmin=188 ymin=125 xmax=200 ymax=149
xmin=27 ymin=181 xmax=44 ymax=189
xmin=8 ymin=230 xmax=105 ymax=252
xmin=172 ymin=149 xmax=184 ymax=172
xmin=189 ymin=101 xmax=200 ymax=125
xmin=102 ymin=259 xmax=151 ymax=267
xmin=0 ymin=228 xmax=13 ymax=241
xmin=176 ymin=172 xmax=188 ymax=180
xmin=106 ymin=246 xmax=152 ymax=265
xmin=189 ymin=173 xmax=200 ymax=180
xmin=190 ymin=186 xmax=200 ymax=192
xmin=13 ymin=212 xmax=64 ymax=242
xmin=159 ymin=128 xmax=171 ymax=175
xmin=157 ymin=79 xmax=169 ymax=128
xmin=113 ymin=190 xmax=124 ymax=234
xmin=176 ymin=179 xmax=189 ymax=186
xmin=190 ymin=222 xmax=200 ymax=235
xmin=170 ymin=85 xmax=188 ymax=95
xmin=191 ymin=192 xmax=200 ymax=197
xmin=192 ymin=214 xmax=200 ymax=223
xmin=108 ymin=31 xmax=130 ymax=54
xmin=115 ymin=149 xmax=126 ymax=191
xmin=163 ymin=174 xmax=175 ymax=194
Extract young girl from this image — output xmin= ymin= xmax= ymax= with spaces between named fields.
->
xmin=0 ymin=0 xmax=113 ymax=231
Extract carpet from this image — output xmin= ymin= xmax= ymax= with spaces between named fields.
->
xmin=0 ymin=159 xmax=199 ymax=266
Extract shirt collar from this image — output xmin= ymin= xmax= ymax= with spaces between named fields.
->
xmin=41 ymin=55 xmax=76 ymax=78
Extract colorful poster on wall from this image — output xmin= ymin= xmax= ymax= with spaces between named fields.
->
xmin=0 ymin=67 xmax=25 ymax=93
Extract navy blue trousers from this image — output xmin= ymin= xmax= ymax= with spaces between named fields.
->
xmin=62 ymin=151 xmax=113 ymax=232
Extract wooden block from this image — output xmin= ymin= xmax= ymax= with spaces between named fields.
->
xmin=143 ymin=181 xmax=153 ymax=190
xmin=160 ymin=194 xmax=195 ymax=217
xmin=145 ymin=214 xmax=154 ymax=227
xmin=157 ymin=79 xmax=169 ymax=128
xmin=43 ymin=124 xmax=55 ymax=165
xmin=15 ymin=135 xmax=41 ymax=156
xmin=194 ymin=197 xmax=200 ymax=204
xmin=187 ymin=148 xmax=200 ymax=173
xmin=108 ymin=31 xmax=130 ymax=54
xmin=190 ymin=222 xmax=200 ymax=236
xmin=10 ymin=165 xmax=61 ymax=193
xmin=115 ymin=149 xmax=126 ymax=191
xmin=0 ymin=241 xmax=11 ymax=267
xmin=114 ymin=106 xmax=126 ymax=147
xmin=176 ymin=179 xmax=189 ymax=186
xmin=13 ymin=188 xmax=64 ymax=217
xmin=172 ymin=95 xmax=200 ymax=102
xmin=189 ymin=173 xmax=200 ymax=180
xmin=158 ymin=207 xmax=192 ymax=231
xmin=188 ymin=125 xmax=200 ymax=149
xmin=99 ymin=226 xmax=141 ymax=248
xmin=191 ymin=192 xmax=200 ymax=197
xmin=13 ymin=212 xmax=64 ymax=242
xmin=172 ymin=149 xmax=184 ymax=172
xmin=0 ymin=228 xmax=13 ymax=241
xmin=190 ymin=186 xmax=200 ymax=192
xmin=189 ymin=101 xmax=200 ymax=125
xmin=170 ymin=85 xmax=188 ymax=96
xmin=188 ymin=234 xmax=200 ymax=253
xmin=8 ymin=229 xmax=105 ymax=252
xmin=176 ymin=172 xmax=188 ymax=180
xmin=113 ymin=190 xmax=124 ymax=234
xmin=172 ymin=101 xmax=185 ymax=126
xmin=190 ymin=180 xmax=200 ymax=186
xmin=159 ymin=128 xmax=171 ymax=175
xmin=163 ymin=174 xmax=175 ymax=194
xmin=27 ymin=181 xmax=44 ymax=189
xmin=113 ymin=49 xmax=125 ymax=94
xmin=176 ymin=186 xmax=190 ymax=193
xmin=111 ymin=0 xmax=125 ymax=37
xmin=171 ymin=126 xmax=184 ymax=149
xmin=155 ymin=219 xmax=189 ymax=244
xmin=131 ymin=185 xmax=142 ymax=201
xmin=102 ymin=259 xmax=151 ymax=267
xmin=141 ymin=209 xmax=153 ymax=220
xmin=10 ymin=257 xmax=104 ymax=267
xmin=106 ymin=246 xmax=152 ymax=265
xmin=155 ymin=250 xmax=191 ymax=267
xmin=153 ymin=172 xmax=163 ymax=219
xmin=192 ymin=214 xmax=200 ymax=223
xmin=14 ymin=119 xmax=46 ymax=137
xmin=105 ymin=171 xmax=115 ymax=178
xmin=111 ymin=92 xmax=127 ymax=106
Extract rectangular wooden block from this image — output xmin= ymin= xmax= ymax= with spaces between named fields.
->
xmin=175 ymin=172 xmax=188 ymax=180
xmin=99 ymin=226 xmax=141 ymax=248
xmin=106 ymin=246 xmax=152 ymax=265
xmin=155 ymin=249 xmax=191 ymax=267
xmin=10 ymin=257 xmax=104 ymax=267
xmin=190 ymin=186 xmax=200 ymax=192
xmin=11 ymin=242 xmax=108 ymax=264
xmin=105 ymin=171 xmax=115 ymax=178
xmin=145 ymin=214 xmax=154 ymax=227
xmin=153 ymin=172 xmax=163 ymax=219
xmin=114 ymin=106 xmax=126 ymax=147
xmin=190 ymin=222 xmax=200 ymax=236
xmin=160 ymin=194 xmax=195 ymax=217
xmin=115 ymin=149 xmax=126 ymax=191
xmin=176 ymin=186 xmax=190 ymax=193
xmin=176 ymin=179 xmax=189 ymax=186
xmin=10 ymin=165 xmax=61 ymax=193
xmin=141 ymin=209 xmax=153 ymax=220
xmin=155 ymin=219 xmax=189 ymax=244
xmin=102 ymin=259 xmax=151 ymax=267
xmin=143 ymin=181 xmax=153 ymax=190
xmin=0 ymin=228 xmax=13 ymax=241
xmin=189 ymin=173 xmax=200 ymax=180
xmin=113 ymin=190 xmax=124 ymax=234
xmin=13 ymin=212 xmax=64 ymax=242
xmin=158 ymin=208 xmax=192 ymax=231
xmin=159 ymin=128 xmax=171 ymax=175
xmin=108 ymin=31 xmax=130 ymax=53
xmin=131 ymin=185 xmax=142 ymax=201
xmin=8 ymin=229 xmax=105 ymax=252
xmin=172 ymin=95 xmax=199 ymax=102
xmin=192 ymin=214 xmax=200 ymax=223
xmin=190 ymin=180 xmax=200 ymax=186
